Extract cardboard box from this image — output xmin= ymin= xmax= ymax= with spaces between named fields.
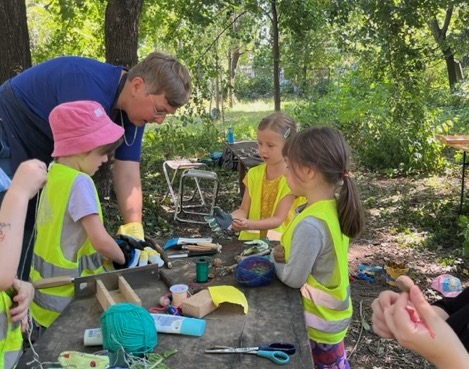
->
xmin=181 ymin=289 xmax=217 ymax=318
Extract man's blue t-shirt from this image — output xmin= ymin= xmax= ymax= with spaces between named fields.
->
xmin=9 ymin=56 xmax=144 ymax=162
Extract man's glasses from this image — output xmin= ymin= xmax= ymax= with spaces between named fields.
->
xmin=150 ymin=95 xmax=167 ymax=119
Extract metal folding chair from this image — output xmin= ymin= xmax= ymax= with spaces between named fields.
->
xmin=175 ymin=169 xmax=219 ymax=224
xmin=163 ymin=160 xmax=219 ymax=223
xmin=163 ymin=160 xmax=207 ymax=205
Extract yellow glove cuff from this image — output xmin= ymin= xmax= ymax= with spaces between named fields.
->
xmin=117 ymin=222 xmax=144 ymax=240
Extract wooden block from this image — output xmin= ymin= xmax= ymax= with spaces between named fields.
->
xmin=181 ymin=289 xmax=217 ymax=318
xmin=118 ymin=276 xmax=141 ymax=306
xmin=96 ymin=279 xmax=115 ymax=311
xmin=95 ymin=276 xmax=141 ymax=311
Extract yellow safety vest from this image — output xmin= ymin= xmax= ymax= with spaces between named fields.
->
xmin=282 ymin=199 xmax=352 ymax=344
xmin=0 ymin=291 xmax=23 ymax=369
xmin=240 ymin=164 xmax=293 ymax=240
xmin=30 ymin=163 xmax=105 ymax=328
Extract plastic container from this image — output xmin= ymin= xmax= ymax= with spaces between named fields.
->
xmin=170 ymin=284 xmax=189 ymax=306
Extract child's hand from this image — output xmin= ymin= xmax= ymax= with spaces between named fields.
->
xmin=232 ymin=217 xmax=248 ymax=231
xmin=371 ymin=290 xmax=400 ymax=339
xmin=10 ymin=279 xmax=34 ymax=331
xmin=273 ymin=245 xmax=285 ymax=263
xmin=383 ymin=285 xmax=469 ymax=368
xmin=11 ymin=159 xmax=47 ymax=199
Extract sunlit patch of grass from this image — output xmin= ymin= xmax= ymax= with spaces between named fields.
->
xmin=395 ymin=229 xmax=427 ymax=248
xmin=222 ymin=100 xmax=276 ymax=141
xmin=229 ymin=99 xmax=275 ymax=112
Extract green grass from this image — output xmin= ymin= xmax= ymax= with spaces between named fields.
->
xmin=222 ymin=99 xmax=276 ymax=141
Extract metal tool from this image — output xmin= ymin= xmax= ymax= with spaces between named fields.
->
xmin=167 ymin=249 xmax=218 ymax=259
xmin=205 ymin=342 xmax=295 ymax=365
xmin=33 ymin=264 xmax=159 ymax=298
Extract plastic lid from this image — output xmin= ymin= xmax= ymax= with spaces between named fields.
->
xmin=170 ymin=284 xmax=189 ymax=293
xmin=180 ymin=317 xmax=206 ymax=337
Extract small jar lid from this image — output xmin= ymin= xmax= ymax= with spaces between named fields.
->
xmin=170 ymin=284 xmax=189 ymax=293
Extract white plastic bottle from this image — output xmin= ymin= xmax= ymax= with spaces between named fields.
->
xmin=151 ymin=314 xmax=206 ymax=336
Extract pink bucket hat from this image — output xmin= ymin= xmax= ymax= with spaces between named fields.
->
xmin=50 ymin=100 xmax=124 ymax=157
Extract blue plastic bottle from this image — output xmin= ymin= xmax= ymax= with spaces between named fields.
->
xmin=227 ymin=127 xmax=234 ymax=144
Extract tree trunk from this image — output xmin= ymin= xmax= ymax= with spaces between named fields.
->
xmin=271 ymin=0 xmax=281 ymax=111
xmin=444 ymin=51 xmax=458 ymax=90
xmin=94 ymin=0 xmax=143 ymax=201
xmin=0 ymin=0 xmax=31 ymax=83
xmin=105 ymin=0 xmax=144 ymax=68
xmin=228 ymin=47 xmax=241 ymax=108
xmin=428 ymin=7 xmax=456 ymax=90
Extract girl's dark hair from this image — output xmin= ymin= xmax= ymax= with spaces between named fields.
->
xmin=283 ymin=126 xmax=364 ymax=238
xmin=95 ymin=137 xmax=124 ymax=156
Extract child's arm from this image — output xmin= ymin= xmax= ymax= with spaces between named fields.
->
xmin=272 ymin=219 xmax=323 ymax=288
xmin=0 ymin=159 xmax=47 ymax=290
xmin=235 ymin=194 xmax=295 ymax=231
xmin=80 ymin=214 xmax=125 ymax=265
xmin=231 ymin=185 xmax=251 ymax=221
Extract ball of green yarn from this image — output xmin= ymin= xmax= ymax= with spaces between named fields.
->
xmin=101 ymin=302 xmax=157 ymax=355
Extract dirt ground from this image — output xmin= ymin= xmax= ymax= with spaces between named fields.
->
xmin=346 ymin=241 xmax=441 ymax=369
xmin=138 ymin=163 xmax=468 ymax=369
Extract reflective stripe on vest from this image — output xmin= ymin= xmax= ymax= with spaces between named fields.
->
xmin=34 ymin=289 xmax=72 ymax=313
xmin=33 ymin=252 xmax=103 ymax=279
xmin=304 ymin=311 xmax=351 ymax=334
xmin=1 ymin=291 xmax=23 ymax=369
xmin=301 ymin=283 xmax=351 ymax=311
xmin=5 ymin=349 xmax=22 ymax=369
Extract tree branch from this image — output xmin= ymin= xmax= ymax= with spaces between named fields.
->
xmin=196 ymin=10 xmax=248 ymax=62
xmin=441 ymin=5 xmax=453 ymax=36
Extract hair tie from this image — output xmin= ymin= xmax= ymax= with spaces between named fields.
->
xmin=342 ymin=171 xmax=350 ymax=178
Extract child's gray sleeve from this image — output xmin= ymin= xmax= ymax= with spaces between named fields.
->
xmin=273 ymin=218 xmax=328 ymax=288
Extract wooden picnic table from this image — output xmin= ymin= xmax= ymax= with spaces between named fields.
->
xmin=17 ymin=240 xmax=314 ymax=369
xmin=436 ymin=135 xmax=469 ymax=213
xmin=224 ymin=141 xmax=263 ymax=197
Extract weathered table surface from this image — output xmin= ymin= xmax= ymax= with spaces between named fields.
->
xmin=18 ymin=241 xmax=313 ymax=369
xmin=224 ymin=141 xmax=263 ymax=196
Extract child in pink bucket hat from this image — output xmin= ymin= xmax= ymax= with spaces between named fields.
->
xmin=30 ymin=101 xmax=129 ymax=330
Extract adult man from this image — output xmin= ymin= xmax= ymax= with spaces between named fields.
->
xmin=0 ymin=51 xmax=192 ymax=280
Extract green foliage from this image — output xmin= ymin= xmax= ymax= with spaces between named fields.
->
xmin=235 ymin=72 xmax=274 ymax=100
xmin=458 ymin=215 xmax=469 ymax=255
xmin=292 ymin=67 xmax=450 ymax=175
xmin=27 ymin=0 xmax=106 ymax=63
xmin=141 ymin=115 xmax=224 ymax=170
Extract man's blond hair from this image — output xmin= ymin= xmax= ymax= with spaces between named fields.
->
xmin=128 ymin=51 xmax=192 ymax=108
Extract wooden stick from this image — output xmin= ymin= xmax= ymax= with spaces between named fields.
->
xmin=145 ymin=236 xmax=173 ymax=268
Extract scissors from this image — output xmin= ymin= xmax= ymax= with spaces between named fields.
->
xmin=205 ymin=342 xmax=295 ymax=365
